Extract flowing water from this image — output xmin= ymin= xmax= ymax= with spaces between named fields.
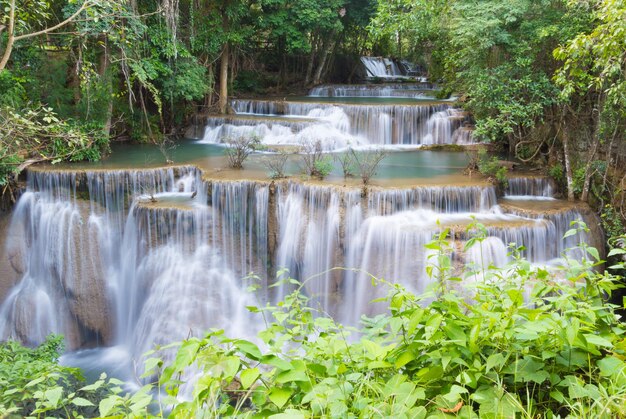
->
xmin=0 ymin=74 xmax=600 ymax=381
xmin=201 ymin=87 xmax=472 ymax=149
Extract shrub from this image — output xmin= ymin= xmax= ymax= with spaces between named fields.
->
xmin=300 ymin=139 xmax=333 ymax=179
xmin=334 ymin=152 xmax=356 ymax=178
xmin=264 ymin=151 xmax=290 ymax=179
xmin=350 ymin=149 xmax=387 ymax=185
xmin=477 ymin=148 xmax=508 ymax=188
xmin=224 ymin=135 xmax=260 ymax=169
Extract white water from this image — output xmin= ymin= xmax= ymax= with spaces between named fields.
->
xmin=309 ymin=84 xmax=434 ymax=98
xmin=204 ymin=99 xmax=475 ymax=149
xmin=360 ymin=57 xmax=404 ymax=78
xmin=506 ymin=176 xmax=555 ymax=198
xmin=0 ymin=169 xmax=594 ymax=374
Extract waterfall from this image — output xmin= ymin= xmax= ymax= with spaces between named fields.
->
xmin=0 ymin=168 xmax=265 ymax=358
xmin=506 ymin=176 xmax=555 ymax=198
xmin=309 ymin=84 xmax=434 ymax=98
xmin=360 ymin=57 xmax=404 ymax=78
xmin=368 ymin=184 xmax=497 ymax=214
xmin=0 ymin=168 xmax=597 ymax=355
xmin=227 ymin=99 xmax=473 ymax=148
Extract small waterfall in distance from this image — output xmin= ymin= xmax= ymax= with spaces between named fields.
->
xmin=360 ymin=57 xmax=404 ymax=78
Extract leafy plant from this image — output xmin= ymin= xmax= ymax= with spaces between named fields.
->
xmin=476 ymin=149 xmax=508 ymax=188
xmin=300 ymin=139 xmax=333 ymax=179
xmin=313 ymin=157 xmax=333 ymax=179
xmin=0 ymin=106 xmax=107 ymax=189
xmin=4 ymin=225 xmax=626 ymax=417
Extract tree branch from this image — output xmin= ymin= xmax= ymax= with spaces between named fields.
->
xmin=13 ymin=1 xmax=91 ymax=41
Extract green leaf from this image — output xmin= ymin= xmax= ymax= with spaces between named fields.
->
xmin=269 ymin=409 xmax=306 ymax=419
xmin=608 ymin=248 xmax=626 ymax=257
xmin=563 ymin=229 xmax=578 ymax=238
xmin=174 ymin=339 xmax=201 ymax=371
xmin=211 ymin=356 xmax=241 ymax=379
xmin=142 ymin=357 xmax=162 ymax=377
xmin=395 ymin=350 xmax=416 ymax=368
xmin=586 ymin=246 xmax=600 ymax=261
xmin=99 ymin=395 xmax=118 ymax=417
xmin=44 ymin=387 xmax=63 ymax=407
xmin=443 ymin=384 xmax=468 ymax=402
xmin=240 ymin=368 xmax=260 ymax=389
xmin=597 ymin=356 xmax=624 ymax=377
xmin=71 ymin=397 xmax=95 ymax=407
xmin=235 ymin=340 xmax=263 ymax=360
xmin=584 ymin=334 xmax=613 ymax=348
xmin=486 ymin=353 xmax=505 ymax=372
xmin=276 ymin=368 xmax=308 ymax=383
xmin=269 ymin=387 xmax=293 ymax=408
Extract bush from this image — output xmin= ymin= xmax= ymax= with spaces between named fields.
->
xmin=264 ymin=151 xmax=290 ymax=179
xmin=477 ymin=149 xmax=508 ymax=188
xmin=334 ymin=152 xmax=356 ymax=178
xmin=300 ymin=139 xmax=333 ymax=179
xmin=0 ymin=106 xmax=108 ymax=189
xmin=224 ymin=135 xmax=260 ymax=169
xmin=351 ymin=149 xmax=387 ymax=185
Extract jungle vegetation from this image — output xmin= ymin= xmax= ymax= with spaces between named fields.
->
xmin=0 ymin=0 xmax=624 ymax=231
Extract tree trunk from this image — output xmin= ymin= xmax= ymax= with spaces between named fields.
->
xmin=580 ymin=118 xmax=602 ymax=202
xmin=98 ymin=36 xmax=113 ymax=138
xmin=218 ymin=7 xmax=230 ymax=115
xmin=304 ymin=34 xmax=318 ymax=86
xmin=218 ymin=42 xmax=229 ymax=114
xmin=0 ymin=0 xmax=16 ymax=71
xmin=562 ymin=127 xmax=576 ymax=201
xmin=313 ymin=32 xmax=336 ymax=85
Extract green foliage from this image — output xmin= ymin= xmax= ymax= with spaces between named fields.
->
xmin=549 ymin=162 xmax=565 ymax=186
xmin=0 ymin=335 xmax=82 ymax=417
xmin=477 ymin=149 xmax=508 ymax=187
xmin=0 ymin=70 xmax=27 ymax=108
xmin=554 ymin=0 xmax=626 ymax=106
xmin=312 ymin=157 xmax=333 ymax=179
xmin=135 ymin=227 xmax=626 ymax=416
xmin=468 ymin=60 xmax=558 ymax=143
xmin=601 ymin=205 xmax=626 ymax=244
xmin=0 ymin=335 xmax=154 ymax=418
xmin=0 ymin=106 xmax=107 ymax=185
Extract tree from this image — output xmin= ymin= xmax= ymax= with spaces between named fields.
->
xmin=0 ymin=0 xmax=93 ymax=70
xmin=554 ymin=0 xmax=626 ymax=202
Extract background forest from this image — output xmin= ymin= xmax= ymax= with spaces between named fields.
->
xmin=1 ymin=0 xmax=625 ymax=243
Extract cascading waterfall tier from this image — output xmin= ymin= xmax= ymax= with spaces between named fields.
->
xmin=0 ymin=169 xmax=597 ymax=362
xmin=505 ymin=176 xmax=555 ymax=198
xmin=0 ymin=167 xmax=262 ymax=356
xmin=212 ymin=99 xmax=473 ymax=149
xmin=309 ymin=84 xmax=435 ymax=98
xmin=360 ymin=57 xmax=406 ymax=79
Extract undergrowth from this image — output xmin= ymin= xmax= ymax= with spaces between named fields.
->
xmin=2 ymin=223 xmax=626 ymax=418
